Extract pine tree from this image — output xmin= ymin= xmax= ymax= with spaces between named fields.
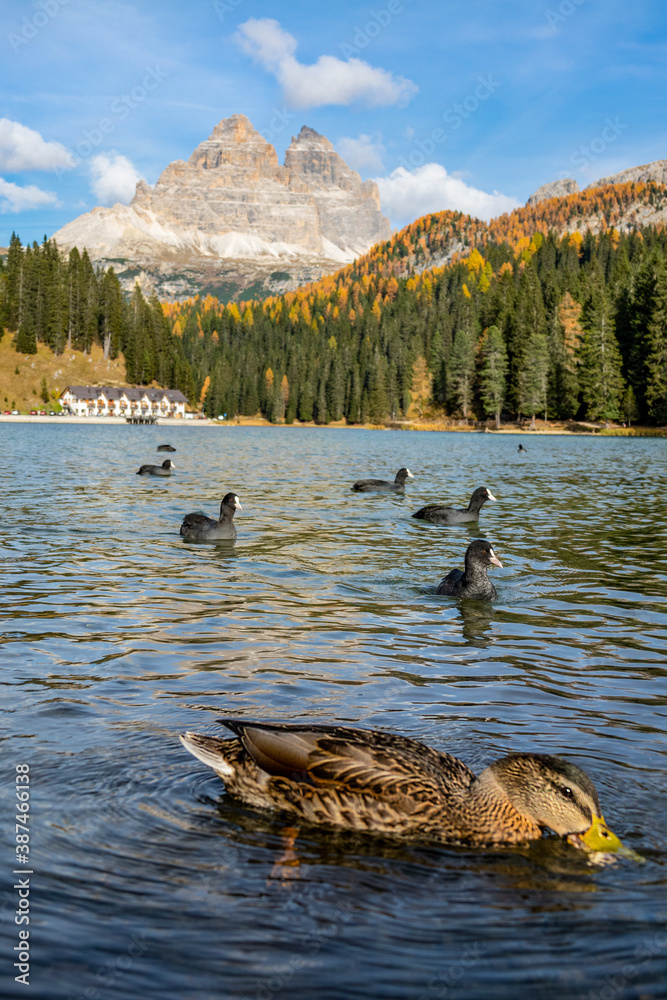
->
xmin=447 ymin=328 xmax=476 ymax=418
xmin=409 ymin=355 xmax=432 ymax=417
xmin=620 ymin=385 xmax=639 ymax=426
xmin=548 ymin=292 xmax=583 ymax=418
xmin=479 ymin=325 xmax=507 ymax=427
xmin=579 ymin=286 xmax=625 ymax=422
xmin=644 ymin=259 xmax=667 ymax=423
xmin=5 ymin=232 xmax=23 ymax=331
xmin=515 ymin=326 xmax=549 ymax=427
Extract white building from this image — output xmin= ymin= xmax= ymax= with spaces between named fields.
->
xmin=60 ymin=386 xmax=188 ymax=418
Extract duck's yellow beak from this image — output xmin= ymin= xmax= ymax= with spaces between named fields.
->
xmin=568 ymin=815 xmax=644 ymax=861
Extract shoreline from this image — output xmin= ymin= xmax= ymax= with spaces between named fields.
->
xmin=0 ymin=414 xmax=665 ymax=436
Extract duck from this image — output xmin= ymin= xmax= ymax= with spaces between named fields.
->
xmin=518 ymin=444 xmax=527 ymax=454
xmin=157 ymin=444 xmax=176 ymax=452
xmin=352 ymin=468 xmax=414 ymax=493
xmin=436 ymin=539 xmax=502 ymax=600
xmin=413 ymin=486 xmax=496 ymax=525
xmin=137 ymin=459 xmax=175 ymax=476
xmin=180 ymin=492 xmax=242 ymax=541
xmin=180 ymin=719 xmax=635 ymax=856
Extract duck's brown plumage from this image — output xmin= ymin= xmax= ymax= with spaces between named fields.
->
xmin=180 ymin=720 xmax=628 ymax=851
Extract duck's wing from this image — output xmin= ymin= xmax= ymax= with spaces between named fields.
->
xmin=181 ymin=512 xmax=214 ymax=529
xmin=435 ymin=568 xmax=464 ymax=595
xmin=352 ymin=479 xmax=388 ymax=490
xmin=413 ymin=504 xmax=455 ymax=518
xmin=220 ymin=720 xmax=474 ymax=799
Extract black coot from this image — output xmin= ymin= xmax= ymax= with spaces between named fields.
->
xmin=352 ymin=468 xmax=414 ymax=493
xmin=435 ymin=539 xmax=503 ymax=600
xmin=413 ymin=486 xmax=496 ymax=524
xmin=180 ymin=493 xmax=242 ymax=541
xmin=137 ymin=459 xmax=175 ymax=476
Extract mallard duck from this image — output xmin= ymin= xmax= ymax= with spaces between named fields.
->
xmin=137 ymin=459 xmax=175 ymax=476
xmin=436 ymin=539 xmax=502 ymax=600
xmin=180 ymin=492 xmax=242 ymax=541
xmin=352 ymin=468 xmax=414 ymax=493
xmin=180 ymin=720 xmax=635 ymax=857
xmin=413 ymin=486 xmax=496 ymax=525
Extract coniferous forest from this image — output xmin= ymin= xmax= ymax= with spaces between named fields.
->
xmin=2 ymin=192 xmax=667 ymax=426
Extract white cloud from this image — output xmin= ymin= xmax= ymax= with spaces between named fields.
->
xmin=0 ymin=118 xmax=74 ymax=172
xmin=336 ymin=134 xmax=386 ymax=174
xmin=0 ymin=177 xmax=61 ymax=213
xmin=235 ymin=18 xmax=417 ymax=109
xmin=89 ymin=153 xmax=142 ymax=205
xmin=375 ymin=163 xmax=520 ymax=225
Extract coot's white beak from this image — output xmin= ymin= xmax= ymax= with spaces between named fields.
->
xmin=489 ymin=549 xmax=503 ymax=568
xmin=486 ymin=490 xmax=497 ymax=501
xmin=234 ymin=498 xmax=242 ymax=510
xmin=406 ymin=469 xmax=414 ymax=478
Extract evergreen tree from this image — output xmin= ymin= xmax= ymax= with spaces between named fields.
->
xmin=644 ymin=259 xmax=667 ymax=423
xmin=479 ymin=325 xmax=507 ymax=427
xmin=579 ymin=286 xmax=625 ymax=422
xmin=620 ymin=385 xmax=639 ymax=426
xmin=548 ymin=292 xmax=583 ymax=418
xmin=515 ymin=326 xmax=549 ymax=427
xmin=447 ymin=328 xmax=476 ymax=418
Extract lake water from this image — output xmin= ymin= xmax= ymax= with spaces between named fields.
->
xmin=1 ymin=423 xmax=666 ymax=1000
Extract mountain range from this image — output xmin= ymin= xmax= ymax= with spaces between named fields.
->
xmin=52 ymin=113 xmax=667 ymax=301
xmin=53 ymin=114 xmax=390 ymax=300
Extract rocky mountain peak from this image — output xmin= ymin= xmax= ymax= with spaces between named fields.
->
xmin=53 ymin=114 xmax=391 ymax=300
xmin=187 ymin=113 xmax=279 ymax=172
xmin=526 ymin=177 xmax=580 ymax=206
xmin=589 ymin=158 xmax=667 ymax=188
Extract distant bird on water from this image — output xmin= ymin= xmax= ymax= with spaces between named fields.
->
xmin=351 ymin=468 xmax=414 ymax=493
xmin=518 ymin=444 xmax=527 ymax=453
xmin=179 ymin=718 xmax=638 ymax=857
xmin=157 ymin=444 xmax=176 ymax=452
xmin=180 ymin=492 xmax=242 ymax=541
xmin=412 ymin=486 xmax=496 ymax=525
xmin=137 ymin=459 xmax=175 ymax=476
xmin=435 ymin=539 xmax=502 ymax=600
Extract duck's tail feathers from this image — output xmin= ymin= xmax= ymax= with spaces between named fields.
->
xmin=179 ymin=732 xmax=235 ymax=778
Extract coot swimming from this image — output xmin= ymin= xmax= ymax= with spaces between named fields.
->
xmin=137 ymin=459 xmax=175 ymax=476
xmin=435 ymin=538 xmax=502 ymax=600
xmin=180 ymin=492 xmax=242 ymax=541
xmin=352 ymin=468 xmax=414 ymax=493
xmin=413 ymin=486 xmax=496 ymax=525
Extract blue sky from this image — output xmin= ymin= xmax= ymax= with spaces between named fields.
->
xmin=1 ymin=0 xmax=665 ymax=246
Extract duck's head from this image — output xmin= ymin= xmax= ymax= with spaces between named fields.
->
xmin=472 ymin=486 xmax=497 ymax=504
xmin=221 ymin=492 xmax=242 ymax=512
xmin=465 ymin=539 xmax=503 ymax=570
xmin=488 ymin=753 xmax=640 ymax=858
